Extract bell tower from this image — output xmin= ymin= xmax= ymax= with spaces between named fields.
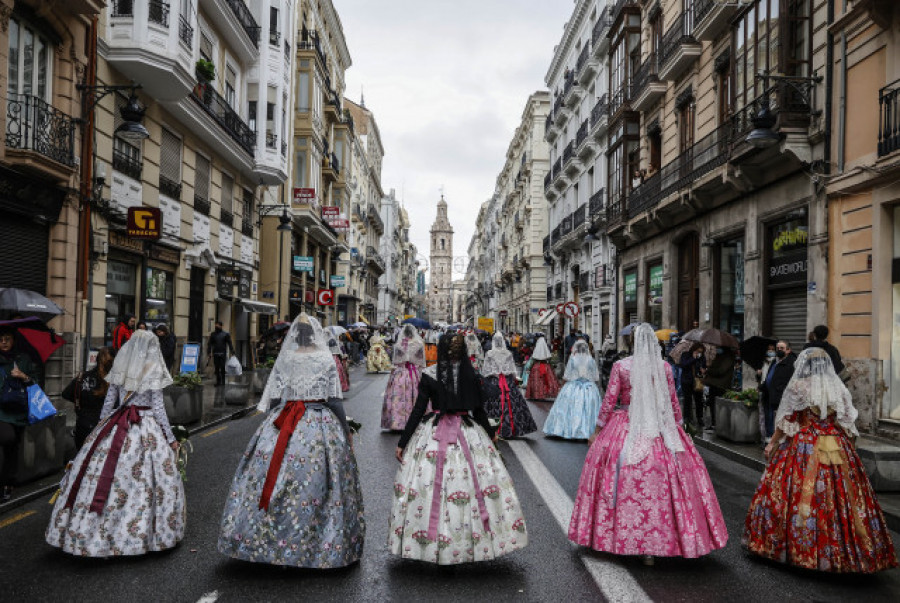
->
xmin=428 ymin=195 xmax=454 ymax=321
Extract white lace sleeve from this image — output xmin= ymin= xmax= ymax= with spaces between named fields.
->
xmin=100 ymin=384 xmax=119 ymax=421
xmin=150 ymin=389 xmax=175 ymax=443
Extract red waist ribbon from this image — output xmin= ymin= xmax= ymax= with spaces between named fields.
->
xmin=497 ymin=374 xmax=514 ymax=436
xmin=64 ymin=404 xmax=150 ymax=514
xmin=258 ymin=400 xmax=313 ymax=511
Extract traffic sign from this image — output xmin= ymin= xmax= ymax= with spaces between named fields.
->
xmin=317 ymin=289 xmax=335 ymax=306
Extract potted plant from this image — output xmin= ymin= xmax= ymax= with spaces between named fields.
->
xmin=164 ymin=371 xmax=204 ymax=425
xmin=714 ymin=388 xmax=760 ymax=443
xmin=195 ymin=59 xmax=216 ymax=83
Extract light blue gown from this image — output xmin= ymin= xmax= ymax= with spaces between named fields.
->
xmin=543 ymin=342 xmax=602 ymax=440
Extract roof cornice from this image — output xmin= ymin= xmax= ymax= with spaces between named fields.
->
xmin=544 ymin=0 xmax=592 ymax=87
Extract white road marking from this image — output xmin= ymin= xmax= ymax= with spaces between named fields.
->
xmin=508 ymin=440 xmax=652 ymax=603
xmin=196 ymin=591 xmax=219 ymax=603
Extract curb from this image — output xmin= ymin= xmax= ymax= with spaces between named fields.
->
xmin=0 ymin=403 xmax=258 ymax=518
xmin=692 ymin=433 xmax=900 ymax=534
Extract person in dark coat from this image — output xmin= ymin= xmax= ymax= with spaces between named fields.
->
xmin=60 ymin=347 xmax=115 ymax=450
xmin=803 ymin=324 xmax=845 ymax=376
xmin=759 ymin=339 xmax=797 ymax=439
xmin=679 ymin=342 xmax=706 ymax=430
xmin=112 ymin=313 xmax=135 ymax=352
xmin=0 ymin=326 xmax=38 ymax=501
xmin=207 ymin=321 xmax=236 ymax=385
xmin=154 ymin=324 xmax=177 ymax=371
xmin=703 ymin=346 xmax=737 ymax=429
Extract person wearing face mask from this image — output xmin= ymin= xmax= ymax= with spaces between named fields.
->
xmin=0 ymin=326 xmax=37 ymax=501
xmin=755 ymin=344 xmax=777 ymax=442
xmin=390 ymin=333 xmax=528 ymax=564
xmin=759 ymin=340 xmax=797 ymax=440
xmin=702 ymin=345 xmax=737 ymax=430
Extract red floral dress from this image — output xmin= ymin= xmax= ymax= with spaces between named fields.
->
xmin=525 ymin=360 xmax=560 ymax=400
xmin=743 ymin=409 xmax=898 ymax=573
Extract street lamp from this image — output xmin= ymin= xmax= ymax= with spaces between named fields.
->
xmin=745 ymin=72 xmax=823 ymax=149
xmin=258 ymin=203 xmax=294 ymax=321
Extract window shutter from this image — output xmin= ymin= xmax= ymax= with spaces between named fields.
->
xmin=195 ymin=154 xmax=210 ymax=201
xmin=160 ymin=129 xmax=181 ymax=181
xmin=221 ymin=173 xmax=233 ymax=214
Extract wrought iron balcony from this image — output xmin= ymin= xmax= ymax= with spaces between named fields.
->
xmin=659 ymin=10 xmax=701 ymax=81
xmin=224 ymin=0 xmax=261 ymax=47
xmin=590 ymin=94 xmax=608 ymax=128
xmin=560 ymin=213 xmax=573 ymax=237
xmin=366 ymin=246 xmax=386 ymax=273
xmin=552 ymin=157 xmax=562 ymax=178
xmin=191 ymin=83 xmax=255 ymax=155
xmin=562 ymin=141 xmax=574 ymax=166
xmin=112 ymin=147 xmax=142 ymax=180
xmin=5 ymin=95 xmax=76 ymax=167
xmin=575 ymin=119 xmax=589 ymax=150
xmin=367 ymin=203 xmax=384 ymax=233
xmin=544 ymin=171 xmax=553 ymax=191
xmin=631 ymin=52 xmax=660 ymax=102
xmin=159 ymin=174 xmax=181 ymax=200
xmin=179 ymin=14 xmax=193 ymax=46
xmin=589 ymin=188 xmax=605 ymax=217
xmin=879 ymin=78 xmax=900 ymax=157
xmin=592 ymin=6 xmax=612 ymax=46
xmin=148 ymin=0 xmax=169 ymax=27
xmin=112 ymin=0 xmax=133 ymax=17
xmin=194 ymin=194 xmax=211 ymax=215
xmin=220 ymin=209 xmax=234 ymax=227
xmin=576 ymin=43 xmax=590 ymax=75
xmin=693 ymin=0 xmax=742 ymax=42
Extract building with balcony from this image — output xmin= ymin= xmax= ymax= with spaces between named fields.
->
xmin=606 ymin=0 xmax=829 ymax=363
xmin=543 ymin=0 xmax=616 ymax=347
xmin=825 ymin=2 xmax=900 ymax=437
xmin=377 ymin=189 xmax=402 ymax=325
xmin=465 ymin=197 xmax=501 ymax=325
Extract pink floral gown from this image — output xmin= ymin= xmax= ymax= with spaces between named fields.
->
xmin=569 ymin=357 xmax=728 ymax=557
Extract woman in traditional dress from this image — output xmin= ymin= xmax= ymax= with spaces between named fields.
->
xmin=543 ymin=340 xmax=602 ymax=440
xmin=46 ymin=330 xmax=185 ymax=557
xmin=367 ymin=332 xmax=392 ymax=373
xmin=382 ymin=325 xmax=426 ymax=431
xmin=218 ymin=314 xmax=364 ymax=568
xmin=481 ymin=332 xmax=537 ymax=439
xmin=743 ymin=347 xmax=897 ymax=573
xmin=328 ymin=335 xmax=350 ymax=393
xmin=465 ymin=332 xmax=484 ymax=372
xmin=525 ymin=336 xmax=559 ymax=401
xmin=569 ymin=323 xmax=728 ymax=564
xmin=389 ymin=333 xmax=528 ymax=564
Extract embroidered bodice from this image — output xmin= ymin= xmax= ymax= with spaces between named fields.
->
xmin=596 ymin=357 xmax=681 ymax=427
xmin=100 ymin=383 xmax=175 ymax=443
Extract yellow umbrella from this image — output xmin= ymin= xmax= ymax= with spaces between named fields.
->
xmin=655 ymin=328 xmax=678 ymax=342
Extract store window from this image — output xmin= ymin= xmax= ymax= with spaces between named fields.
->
xmin=144 ymin=267 xmax=174 ymax=326
xmin=716 ymin=239 xmax=745 ymax=340
xmin=105 ymin=260 xmax=137 ymax=344
xmin=647 ymin=263 xmax=663 ymax=328
xmin=623 ymin=270 xmax=638 ymax=325
xmin=766 ymin=215 xmax=808 ymax=348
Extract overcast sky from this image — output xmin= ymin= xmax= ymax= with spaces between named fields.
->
xmin=334 ymin=0 xmax=572 ymax=281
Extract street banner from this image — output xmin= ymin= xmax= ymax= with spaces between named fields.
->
xmin=180 ymin=343 xmax=201 ymax=373
xmin=477 ymin=317 xmax=494 ymax=333
xmin=293 ymin=256 xmax=314 ymax=272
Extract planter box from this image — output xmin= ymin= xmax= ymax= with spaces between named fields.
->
xmin=0 ymin=412 xmax=72 ymax=485
xmin=252 ymin=368 xmax=272 ymax=394
xmin=714 ymin=397 xmax=761 ymax=443
xmin=224 ymin=373 xmax=253 ymax=406
xmin=164 ymin=385 xmax=203 ymax=425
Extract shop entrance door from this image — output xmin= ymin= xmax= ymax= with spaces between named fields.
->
xmin=678 ymin=233 xmax=699 ymax=331
xmin=188 ymin=267 xmax=206 ymax=350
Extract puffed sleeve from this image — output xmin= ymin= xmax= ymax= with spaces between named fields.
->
xmin=398 ymin=376 xmax=434 ymax=450
xmin=150 ymin=389 xmax=176 ymax=444
xmin=100 ymin=383 xmax=119 ymax=420
xmin=597 ymin=361 xmax=622 ymax=427
xmin=664 ymin=363 xmax=683 ymax=424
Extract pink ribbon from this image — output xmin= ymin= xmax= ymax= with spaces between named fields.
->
xmin=427 ymin=413 xmax=492 ymax=541
xmin=405 ymin=361 xmax=419 ymax=386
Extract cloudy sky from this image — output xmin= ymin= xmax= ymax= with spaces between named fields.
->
xmin=334 ymin=0 xmax=572 ymax=281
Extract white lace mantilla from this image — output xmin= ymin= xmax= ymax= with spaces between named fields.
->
xmin=258 ymin=350 xmax=341 ymax=411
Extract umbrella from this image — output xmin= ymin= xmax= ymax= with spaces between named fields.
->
xmin=684 ymin=327 xmax=739 ymax=349
xmin=350 ymin=322 xmax=369 ymax=329
xmin=0 ymin=316 xmax=65 ymax=363
xmin=669 ymin=338 xmax=717 ymax=365
xmin=740 ymin=335 xmax=778 ymax=371
xmin=0 ymin=288 xmax=64 ymax=322
xmin=655 ymin=328 xmax=678 ymax=342
xmin=473 ymin=328 xmax=488 ymax=336
xmin=618 ymin=322 xmax=641 ymax=336
xmin=326 ymin=325 xmax=348 ymax=337
xmin=401 ymin=317 xmax=431 ymax=330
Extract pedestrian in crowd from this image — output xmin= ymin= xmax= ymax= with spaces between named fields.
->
xmin=389 ymin=333 xmax=528 ymax=564
xmin=207 ymin=321 xmax=236 ymax=386
xmin=465 ymin=331 xmax=484 ymax=372
xmin=482 ymin=332 xmax=537 ymax=439
xmin=510 ymin=331 xmax=522 ymax=364
xmin=570 ymin=323 xmax=728 ymax=565
xmin=381 ymin=324 xmax=425 ymax=431
xmin=744 ymin=347 xmax=897 ymax=573
xmin=47 ymin=330 xmax=185 ymax=557
xmin=760 ymin=339 xmax=797 ymax=440
xmin=755 ymin=343 xmax=778 ymax=441
xmin=678 ymin=343 xmax=706 ymax=431
xmin=563 ymin=328 xmax=579 ymax=366
xmin=525 ymin=335 xmax=560 ymax=401
xmin=543 ymin=340 xmax=602 ymax=440
xmin=135 ymin=321 xmax=148 ymax=331
xmin=803 ymin=324 xmax=845 ymax=377
xmin=703 ymin=345 xmax=736 ymax=430
xmin=0 ymin=326 xmax=38 ymax=502
xmin=61 ymin=347 xmax=115 ymax=451
xmin=218 ymin=314 xmax=364 ymax=568
xmin=366 ymin=330 xmax=392 ymax=373
xmin=328 ymin=336 xmax=350 ymax=393
xmin=154 ymin=323 xmax=176 ymax=371
xmin=111 ymin=313 xmax=135 ymax=352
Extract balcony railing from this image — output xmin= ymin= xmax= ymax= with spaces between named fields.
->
xmin=544 ymin=172 xmax=553 ymax=191
xmin=571 ymin=204 xmax=586 ymax=230
xmin=5 ymin=95 xmax=76 ymax=167
xmin=592 ymin=7 xmax=611 ymax=45
xmin=552 ymin=224 xmax=561 ymax=242
xmin=224 ymin=0 xmax=261 ymax=47
xmin=589 ymin=188 xmax=605 ymax=216
xmin=159 ymin=174 xmax=181 ymax=200
xmin=148 ymin=0 xmax=169 ymax=27
xmin=879 ymin=78 xmax=900 ymax=157
xmin=552 ymin=157 xmax=562 ymax=178
xmin=194 ymin=194 xmax=210 ymax=215
xmin=590 ymin=94 xmax=608 ymax=127
xmin=576 ymin=43 xmax=590 ymax=75
xmin=112 ymin=0 xmax=133 ymax=17
xmin=694 ymin=0 xmax=719 ymax=26
xmin=366 ymin=246 xmax=386 ymax=271
xmin=179 ymin=14 xmax=193 ymax=46
xmin=562 ymin=141 xmax=574 ymax=166
xmin=608 ymin=86 xmax=630 ymax=117
xmin=112 ymin=147 xmax=142 ymax=180
xmin=560 ymin=213 xmax=573 ymax=237
xmin=221 ymin=209 xmax=233 ymax=227
xmin=575 ymin=119 xmax=589 ymax=149
xmin=191 ymin=83 xmax=255 ymax=154
xmin=660 ymin=10 xmax=695 ymax=68
xmin=631 ymin=52 xmax=659 ymax=99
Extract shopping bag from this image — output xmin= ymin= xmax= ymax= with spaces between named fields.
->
xmin=225 ymin=355 xmax=243 ymax=376
xmin=27 ymin=383 xmax=57 ymax=424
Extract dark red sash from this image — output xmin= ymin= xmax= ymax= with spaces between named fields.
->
xmin=497 ymin=374 xmax=515 ymax=436
xmin=259 ymin=400 xmax=315 ymax=511
xmin=64 ymin=404 xmax=150 ymax=514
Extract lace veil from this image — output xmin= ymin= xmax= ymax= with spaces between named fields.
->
xmin=258 ymin=313 xmax=341 ymax=411
xmin=327 ymin=335 xmax=342 ymax=356
xmin=482 ymin=332 xmax=517 ymax=377
xmin=775 ymin=347 xmax=858 ymax=436
xmin=465 ymin=332 xmax=484 ymax=363
xmin=106 ymin=329 xmax=173 ymax=393
xmin=393 ymin=324 xmax=425 ymax=366
xmin=532 ymin=336 xmax=552 ymax=360
xmin=622 ymin=323 xmax=683 ymax=466
xmin=564 ymin=340 xmax=599 ymax=381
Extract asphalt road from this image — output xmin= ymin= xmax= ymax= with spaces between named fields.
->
xmin=2 ymin=367 xmax=899 ymax=602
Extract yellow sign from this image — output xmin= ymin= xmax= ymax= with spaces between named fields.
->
xmin=477 ymin=317 xmax=494 ymax=333
xmin=404 ymin=314 xmax=415 ymax=320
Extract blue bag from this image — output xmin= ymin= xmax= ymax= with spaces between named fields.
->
xmin=27 ymin=383 xmax=57 ymax=424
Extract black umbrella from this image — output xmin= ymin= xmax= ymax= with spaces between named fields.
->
xmin=740 ymin=335 xmax=778 ymax=371
xmin=0 ymin=287 xmax=64 ymax=322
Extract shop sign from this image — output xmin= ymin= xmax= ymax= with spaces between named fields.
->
xmin=769 ymin=248 xmax=808 ymax=286
xmin=292 ymin=188 xmax=316 ymax=205
xmin=772 ymin=226 xmax=808 ymax=253
xmin=317 ymin=289 xmax=335 ymax=306
xmin=498 ymin=310 xmax=508 ymax=317
xmin=217 ymin=267 xmax=239 ymax=298
xmin=477 ymin=317 xmax=495 ymax=333
xmin=330 ymin=275 xmax=346 ymax=288
xmin=293 ymin=256 xmax=314 ymax=272
xmin=149 ymin=243 xmax=179 ymax=265
xmin=238 ymin=269 xmax=252 ymax=298
xmin=107 ymin=260 xmax=136 ymax=296
xmin=109 ymin=231 xmax=145 ymax=253
xmin=322 ymin=206 xmax=340 ymax=219
xmin=289 ymin=289 xmax=302 ymax=302
xmin=305 ymin=290 xmax=315 ymax=303
xmin=648 ymin=265 xmax=663 ymax=299
xmin=179 ymin=343 xmax=201 ymax=373
xmin=126 ymin=207 xmax=162 ymax=240
xmin=624 ymin=272 xmax=637 ymax=305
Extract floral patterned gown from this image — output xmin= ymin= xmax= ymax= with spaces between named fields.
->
xmin=569 ymin=357 xmax=728 ymax=557
xmin=46 ymin=385 xmax=186 ymax=557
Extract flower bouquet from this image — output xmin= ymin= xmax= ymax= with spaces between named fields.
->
xmin=171 ymin=424 xmax=193 ymax=482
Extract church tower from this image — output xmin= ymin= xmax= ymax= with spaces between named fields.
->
xmin=428 ymin=195 xmax=454 ymax=321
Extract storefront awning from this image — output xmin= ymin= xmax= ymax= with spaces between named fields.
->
xmin=241 ymin=300 xmax=278 ymax=315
